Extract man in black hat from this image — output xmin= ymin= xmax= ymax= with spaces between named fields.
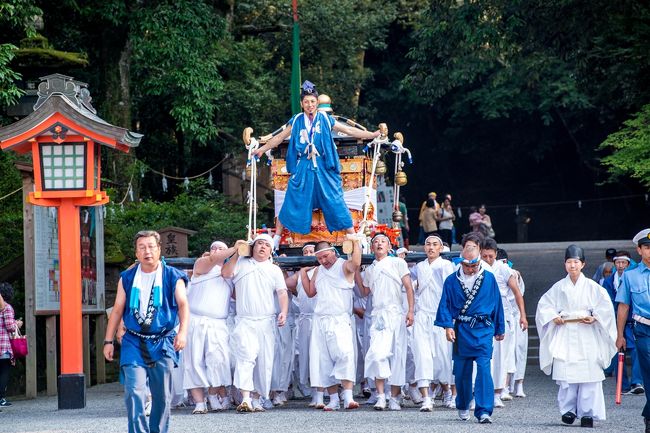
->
xmin=615 ymin=229 xmax=650 ymax=433
xmin=536 ymin=245 xmax=617 ymax=428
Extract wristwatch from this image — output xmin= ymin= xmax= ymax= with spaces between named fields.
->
xmin=103 ymin=340 xmax=114 ymax=346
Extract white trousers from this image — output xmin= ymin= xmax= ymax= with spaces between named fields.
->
xmin=271 ymin=317 xmax=296 ymax=391
xmin=513 ymin=310 xmax=528 ymax=381
xmin=310 ymin=314 xmax=356 ymax=388
xmin=557 ymin=381 xmax=606 ymax=420
xmin=295 ymin=314 xmax=313 ymax=386
xmin=231 ymin=316 xmax=275 ymax=398
xmin=183 ymin=315 xmax=231 ymax=389
xmin=413 ymin=311 xmax=452 ymax=387
xmin=364 ymin=309 xmax=407 ymax=386
xmin=492 ymin=314 xmax=516 ymax=389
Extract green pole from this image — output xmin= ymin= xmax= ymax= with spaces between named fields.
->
xmin=291 ymin=0 xmax=301 ymax=115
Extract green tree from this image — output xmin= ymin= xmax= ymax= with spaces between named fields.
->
xmin=599 ymin=104 xmax=650 ymax=188
xmin=0 ymin=0 xmax=41 ymax=108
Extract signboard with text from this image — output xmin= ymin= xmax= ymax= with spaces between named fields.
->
xmin=33 ymin=206 xmax=105 ymax=314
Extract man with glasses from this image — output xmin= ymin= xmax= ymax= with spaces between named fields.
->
xmin=104 ymin=230 xmax=190 ymax=433
xmin=435 ymin=233 xmax=505 ymax=424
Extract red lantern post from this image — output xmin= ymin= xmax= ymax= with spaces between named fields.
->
xmin=0 ymin=74 xmax=142 ymax=409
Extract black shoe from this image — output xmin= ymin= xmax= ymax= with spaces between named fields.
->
xmin=561 ymin=411 xmax=576 ymax=425
xmin=631 ymin=384 xmax=645 ymax=395
xmin=580 ymin=416 xmax=594 ymax=428
xmin=0 ymin=399 xmax=11 ymax=407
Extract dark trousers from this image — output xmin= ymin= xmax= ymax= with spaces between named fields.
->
xmin=634 ymin=322 xmax=650 ymax=418
xmin=0 ymin=358 xmax=12 ymax=399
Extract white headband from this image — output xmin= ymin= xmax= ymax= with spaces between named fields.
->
xmin=210 ymin=241 xmax=227 ymax=250
xmin=396 ymin=247 xmax=408 ymax=255
xmin=424 ymin=235 xmax=443 ymax=245
xmin=252 ymin=233 xmax=274 ymax=247
xmin=314 ymin=246 xmax=336 ymax=255
xmin=613 ymin=256 xmax=631 ymax=262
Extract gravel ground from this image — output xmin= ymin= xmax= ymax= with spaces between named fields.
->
xmin=0 ymin=368 xmax=645 ymax=433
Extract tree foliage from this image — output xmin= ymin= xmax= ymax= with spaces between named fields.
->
xmin=0 ymin=0 xmax=41 ymax=107
xmin=599 ymin=104 xmax=650 ymax=188
xmin=104 ymin=179 xmax=249 ymax=264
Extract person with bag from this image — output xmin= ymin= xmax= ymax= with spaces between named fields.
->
xmin=0 ymin=282 xmax=24 ymax=407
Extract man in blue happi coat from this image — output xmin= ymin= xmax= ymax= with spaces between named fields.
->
xmin=435 ymin=232 xmax=505 ymax=424
xmin=255 ymin=81 xmax=380 ymax=239
xmin=104 ymin=230 xmax=190 ymax=433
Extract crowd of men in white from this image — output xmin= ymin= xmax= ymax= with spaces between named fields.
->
xmin=170 ymin=232 xmax=529 ymax=417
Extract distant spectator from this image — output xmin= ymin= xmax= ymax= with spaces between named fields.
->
xmin=478 ymin=205 xmax=495 ymax=238
xmin=592 ymin=248 xmax=617 ymax=283
xmin=398 ymin=198 xmax=410 ymax=249
xmin=421 ymin=198 xmax=439 ymax=239
xmin=418 ymin=192 xmax=439 ymax=244
xmin=437 ymin=195 xmax=455 ymax=246
xmin=469 ymin=206 xmax=482 ymax=232
xmin=0 ymin=282 xmax=23 ymax=407
xmin=600 ymin=262 xmax=614 ymax=286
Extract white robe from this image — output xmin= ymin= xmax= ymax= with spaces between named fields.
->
xmin=295 ymin=269 xmax=316 ymax=386
xmin=363 ymin=256 xmax=409 ymax=385
xmin=412 ymin=256 xmax=454 ymax=386
xmin=491 ymin=261 xmax=516 ymax=389
xmin=310 ymin=258 xmax=357 ymax=387
xmin=183 ymin=266 xmax=233 ymax=389
xmin=230 ymin=257 xmax=287 ymax=398
xmin=513 ymin=272 xmax=528 ymax=381
xmin=536 ymin=273 xmax=616 ymax=382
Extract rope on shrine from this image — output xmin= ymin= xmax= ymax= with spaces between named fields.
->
xmin=145 ymin=154 xmax=230 ymax=181
xmin=360 ymin=133 xmax=389 ymax=231
xmin=244 ymin=134 xmax=261 ymax=242
xmin=0 ymin=187 xmax=22 ymax=202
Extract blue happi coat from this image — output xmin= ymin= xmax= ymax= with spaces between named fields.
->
xmin=279 ymin=111 xmax=353 ymax=234
xmin=119 ymin=263 xmax=188 ymax=367
xmin=435 ymin=267 xmax=505 ymax=359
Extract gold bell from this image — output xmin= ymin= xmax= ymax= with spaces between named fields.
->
xmin=392 ymin=210 xmax=403 ymax=222
xmin=245 ymin=165 xmax=252 ymax=179
xmin=364 ymin=226 xmax=372 ymax=236
xmin=395 ymin=171 xmax=407 ymax=186
xmin=375 ymin=160 xmax=387 ymax=176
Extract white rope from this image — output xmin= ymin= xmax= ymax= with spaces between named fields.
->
xmin=245 ymin=137 xmax=261 ymax=241
xmin=360 ymin=136 xmax=388 ymax=232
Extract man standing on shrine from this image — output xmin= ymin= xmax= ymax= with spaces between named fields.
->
xmin=254 ymin=81 xmax=381 ymax=244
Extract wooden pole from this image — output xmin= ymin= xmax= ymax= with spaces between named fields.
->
xmin=94 ymin=315 xmax=106 ymax=384
xmin=16 ymin=163 xmax=37 ymax=398
xmin=45 ymin=315 xmax=58 ymax=396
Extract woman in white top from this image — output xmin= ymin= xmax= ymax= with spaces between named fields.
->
xmin=437 ymin=196 xmax=455 ymax=246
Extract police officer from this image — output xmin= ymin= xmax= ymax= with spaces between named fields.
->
xmin=615 ymin=228 xmax=650 ymax=433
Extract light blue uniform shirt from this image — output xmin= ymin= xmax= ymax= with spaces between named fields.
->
xmin=616 ymin=261 xmax=650 ymax=318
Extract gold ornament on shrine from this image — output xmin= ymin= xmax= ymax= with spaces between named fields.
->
xmin=395 ymin=171 xmax=408 ymax=186
xmin=375 ymin=160 xmax=387 ymax=176
xmin=392 ymin=210 xmax=403 ymax=222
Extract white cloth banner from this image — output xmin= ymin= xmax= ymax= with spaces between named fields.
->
xmin=273 ymin=187 xmax=377 ymax=217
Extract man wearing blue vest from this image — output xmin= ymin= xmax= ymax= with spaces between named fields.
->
xmin=104 ymin=230 xmax=189 ymax=433
xmin=616 ymin=228 xmax=650 ymax=433
xmin=435 ymin=232 xmax=505 ymax=424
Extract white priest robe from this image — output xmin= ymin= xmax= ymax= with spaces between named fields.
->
xmin=536 ymin=273 xmax=616 ymax=420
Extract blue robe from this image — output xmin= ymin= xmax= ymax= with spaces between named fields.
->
xmin=435 ymin=267 xmax=505 ymax=418
xmin=120 ymin=263 xmax=188 ymax=367
xmin=279 ymin=112 xmax=353 ymax=234
xmin=435 ymin=268 xmax=505 ymax=359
